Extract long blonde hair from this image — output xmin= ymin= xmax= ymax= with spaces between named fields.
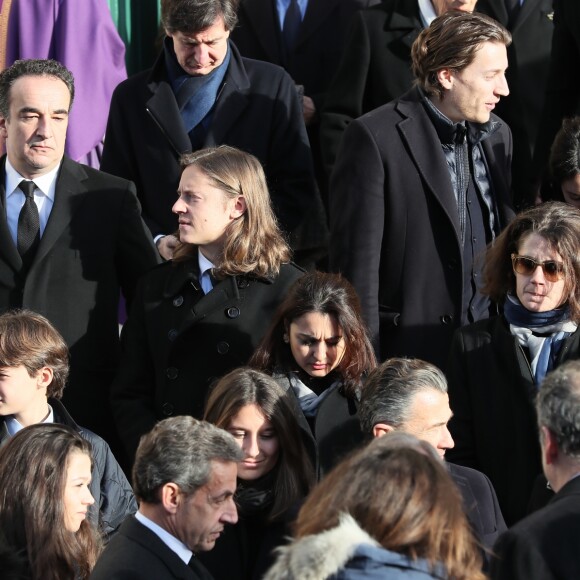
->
xmin=173 ymin=146 xmax=291 ymax=279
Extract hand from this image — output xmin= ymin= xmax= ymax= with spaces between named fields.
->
xmin=156 ymin=235 xmax=179 ymax=260
xmin=303 ymin=96 xmax=316 ymax=126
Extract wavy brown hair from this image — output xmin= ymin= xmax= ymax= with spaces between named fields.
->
xmin=411 ymin=11 xmax=511 ymax=100
xmin=250 ymin=272 xmax=377 ymax=397
xmin=482 ymin=201 xmax=580 ymax=321
xmin=0 ymin=424 xmax=100 ymax=580
xmin=204 ymin=368 xmax=315 ymax=521
xmin=172 ymin=146 xmax=291 ymax=279
xmin=0 ymin=309 xmax=69 ymax=398
xmin=294 ymin=434 xmax=484 ymax=580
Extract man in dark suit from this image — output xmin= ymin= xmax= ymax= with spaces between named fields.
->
xmin=231 ymin=0 xmax=377 ymax=201
xmin=358 ymin=357 xmax=507 ymax=563
xmin=0 ymin=59 xmax=159 ymax=454
xmin=491 ymin=360 xmax=580 ymax=579
xmin=101 ymin=0 xmax=316 ymax=262
xmin=319 ymin=0 xmax=479 ymax=175
xmin=329 ymin=11 xmax=514 ymax=369
xmin=534 ymin=0 xmax=580 ymax=199
xmin=91 ymin=416 xmax=243 ymax=579
xmin=476 ymin=0 xmax=554 ymax=209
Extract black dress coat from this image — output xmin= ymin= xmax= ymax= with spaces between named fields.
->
xmin=476 ymin=0 xmax=554 ymax=208
xmin=319 ymin=0 xmax=422 ymax=174
xmin=329 ymin=87 xmax=514 ymax=370
xmin=101 ymin=42 xmax=315 ymax=240
xmin=534 ymin=0 xmax=580 ymax=187
xmin=0 ymin=156 xmax=159 ymax=450
xmin=90 ymin=516 xmax=212 ymax=580
xmin=111 ymin=260 xmax=304 ymax=463
xmin=490 ymin=476 xmax=580 ymax=580
xmin=446 ymin=315 xmax=580 ymax=525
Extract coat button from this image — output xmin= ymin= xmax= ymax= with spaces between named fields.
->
xmin=172 ymin=295 xmax=184 ymax=307
xmin=166 ymin=367 xmax=179 ymax=380
xmin=440 ymin=314 xmax=454 ymax=325
xmin=226 ymin=307 xmax=240 ymax=319
xmin=161 ymin=402 xmax=174 ymax=416
xmin=217 ymin=341 xmax=230 ymax=354
xmin=168 ymin=329 xmax=178 ymax=341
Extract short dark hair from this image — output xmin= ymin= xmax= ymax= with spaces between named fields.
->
xmin=482 ymin=201 xmax=580 ymax=322
xmin=132 ymin=416 xmax=243 ymax=504
xmin=250 ymin=272 xmax=377 ymax=397
xmin=359 ymin=358 xmax=448 ymax=435
xmin=537 ymin=360 xmax=580 ymax=458
xmin=0 ymin=59 xmax=74 ymax=118
xmin=411 ymin=11 xmax=511 ymax=99
xmin=0 ymin=310 xmax=69 ymax=399
xmin=550 ymin=116 xmax=580 ymax=188
xmin=162 ymin=0 xmax=239 ymax=34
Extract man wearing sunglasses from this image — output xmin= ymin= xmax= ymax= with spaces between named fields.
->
xmin=329 ymin=11 xmax=515 ymax=371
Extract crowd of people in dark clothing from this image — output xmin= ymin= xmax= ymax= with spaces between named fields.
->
xmin=1 ymin=0 xmax=580 ymax=578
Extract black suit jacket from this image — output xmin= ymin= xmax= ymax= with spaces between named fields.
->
xmin=477 ymin=0 xmax=554 ymax=208
xmin=490 ymin=476 xmax=580 ymax=579
xmin=329 ymin=87 xmax=514 ymax=369
xmin=90 ymin=516 xmax=212 ymax=580
xmin=448 ymin=462 xmax=507 ymax=560
xmin=101 ymin=42 xmax=315 ymax=240
xmin=320 ymin=0 xmax=422 ymax=174
xmin=534 ymin=0 xmax=580 ymax=185
xmin=0 ymin=156 xmax=159 ymax=446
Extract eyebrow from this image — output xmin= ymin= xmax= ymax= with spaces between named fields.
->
xmin=296 ymin=332 xmax=342 ymax=340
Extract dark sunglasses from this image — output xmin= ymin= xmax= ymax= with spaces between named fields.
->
xmin=511 ymin=254 xmax=565 ymax=282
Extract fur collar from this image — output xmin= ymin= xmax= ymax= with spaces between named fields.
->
xmin=263 ymin=513 xmax=379 ymax=580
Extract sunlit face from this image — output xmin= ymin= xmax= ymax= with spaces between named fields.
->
xmin=515 ymin=233 xmax=566 ymax=313
xmin=167 ymin=17 xmax=230 ymax=76
xmin=560 ymin=174 xmax=580 ymax=210
xmin=63 ymin=451 xmax=94 ymax=532
xmin=0 ymin=365 xmax=50 ymax=425
xmin=431 ymin=0 xmax=478 ymax=16
xmin=173 ymin=164 xmax=244 ymax=262
xmin=402 ymin=389 xmax=455 ymax=459
xmin=227 ymin=404 xmax=280 ymax=481
xmin=173 ymin=460 xmax=238 ymax=552
xmin=288 ymin=312 xmax=347 ymax=378
xmin=0 ymin=75 xmax=70 ymax=179
xmin=436 ymin=41 xmax=509 ymax=124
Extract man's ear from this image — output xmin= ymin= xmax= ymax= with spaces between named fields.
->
xmin=373 ymin=423 xmax=396 ymax=438
xmin=36 ymin=367 xmax=54 ymax=390
xmin=160 ymin=482 xmax=181 ymax=514
xmin=230 ymin=196 xmax=246 ymax=219
xmin=541 ymin=426 xmax=559 ymax=465
xmin=436 ymin=68 xmax=454 ymax=91
xmin=0 ymin=116 xmax=8 ymax=140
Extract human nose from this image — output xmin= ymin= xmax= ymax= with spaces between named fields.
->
xmin=312 ymin=342 xmax=326 ymax=361
xmin=36 ymin=115 xmax=53 ymax=139
xmin=495 ymin=73 xmax=509 ymax=97
xmin=172 ymin=196 xmax=185 ymax=214
xmin=222 ymin=499 xmax=238 ymax=525
xmin=530 ymin=264 xmax=547 ymax=284
xmin=440 ymin=426 xmax=455 ymax=451
xmin=242 ymin=434 xmax=260 ymax=458
xmin=193 ymin=43 xmax=209 ymax=64
xmin=83 ymin=487 xmax=95 ymax=506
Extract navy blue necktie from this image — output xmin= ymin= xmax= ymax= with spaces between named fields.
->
xmin=283 ymin=0 xmax=302 ymax=53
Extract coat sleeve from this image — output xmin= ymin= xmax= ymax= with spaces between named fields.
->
xmin=446 ymin=328 xmax=480 ymax=470
xmin=110 ymin=278 xmax=159 ymax=464
xmin=328 ymin=118 xmax=385 ymax=354
xmin=319 ymin=12 xmax=371 ymax=176
xmin=115 ymin=182 xmax=161 ymax=309
xmin=490 ymin=530 xmax=555 ymax=580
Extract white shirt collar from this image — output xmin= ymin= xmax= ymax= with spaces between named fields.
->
xmin=5 ymin=157 xmax=59 ymax=201
xmin=198 ymin=248 xmax=215 ymax=276
xmin=418 ymin=0 xmax=438 ymax=27
xmin=5 ymin=404 xmax=54 ymax=437
xmin=135 ymin=511 xmax=193 ymax=565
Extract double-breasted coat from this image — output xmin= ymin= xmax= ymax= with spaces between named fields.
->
xmin=329 ymin=87 xmax=514 ymax=369
xmin=111 ymin=260 xmax=303 ymax=462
